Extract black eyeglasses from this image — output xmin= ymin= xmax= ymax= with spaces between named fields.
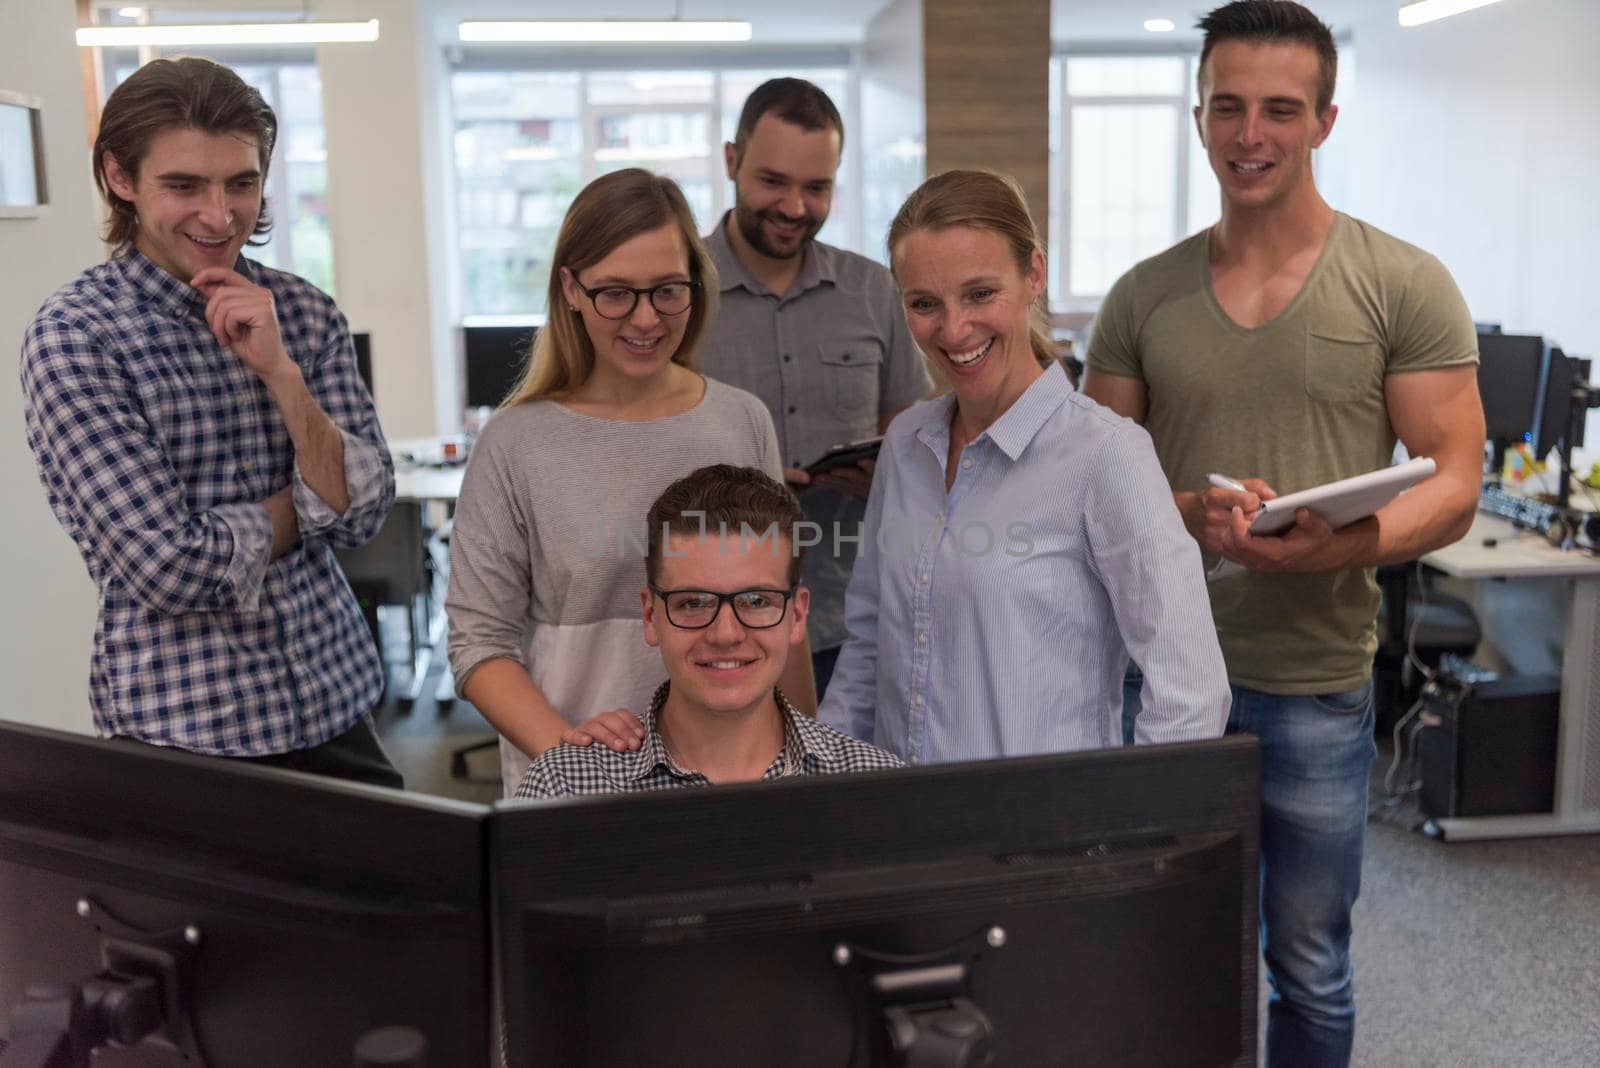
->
xmin=649 ymin=587 xmax=795 ymax=630
xmin=572 ymin=277 xmax=700 ymax=321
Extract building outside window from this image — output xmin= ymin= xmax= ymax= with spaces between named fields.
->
xmin=451 ymin=65 xmax=853 ymax=320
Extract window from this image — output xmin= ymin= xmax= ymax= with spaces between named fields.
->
xmin=100 ymin=52 xmax=336 ymax=296
xmin=1049 ymin=51 xmax=1350 ymax=310
xmin=450 ymin=64 xmax=853 ymax=320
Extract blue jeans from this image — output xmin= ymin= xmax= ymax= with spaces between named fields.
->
xmin=1122 ymin=669 xmax=1375 ymax=1068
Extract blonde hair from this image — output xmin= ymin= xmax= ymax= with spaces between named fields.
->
xmin=886 ymin=169 xmax=1057 ymax=367
xmin=501 ymin=169 xmax=718 ymax=407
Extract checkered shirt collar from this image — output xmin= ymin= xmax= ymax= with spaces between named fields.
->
xmin=113 ymin=245 xmax=258 ymax=322
xmin=629 ymin=680 xmax=850 ymax=783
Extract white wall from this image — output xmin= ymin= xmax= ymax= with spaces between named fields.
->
xmin=317 ymin=0 xmax=460 ymax=439
xmin=1336 ymin=0 xmax=1600 ymax=453
xmin=0 ymin=3 xmax=105 ymax=733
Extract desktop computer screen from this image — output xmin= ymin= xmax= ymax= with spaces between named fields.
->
xmin=0 ymin=721 xmax=493 ymax=1067
xmin=463 ymin=325 xmax=536 ymax=410
xmin=494 ymin=736 xmax=1261 ymax=1068
xmin=1476 ymin=332 xmax=1545 ymax=447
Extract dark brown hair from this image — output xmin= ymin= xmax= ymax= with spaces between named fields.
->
xmin=93 ymin=57 xmax=278 ymax=248
xmin=731 ymin=77 xmax=844 ymax=167
xmin=503 ymin=169 xmax=716 ymax=407
xmin=1198 ymin=0 xmax=1338 ymax=114
xmin=645 ymin=465 xmax=805 ymax=587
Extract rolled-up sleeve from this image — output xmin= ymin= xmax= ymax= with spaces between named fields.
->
xmin=22 ymin=315 xmax=275 ymax=615
xmin=1084 ymin=424 xmax=1231 ymax=743
xmin=293 ymin=310 xmax=394 ymax=548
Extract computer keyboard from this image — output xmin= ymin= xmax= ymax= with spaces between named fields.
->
xmin=1479 ymin=484 xmax=1560 ymax=531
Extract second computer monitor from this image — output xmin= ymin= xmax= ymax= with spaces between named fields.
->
xmin=463 ymin=324 xmax=536 ymax=410
xmin=1476 ymin=332 xmax=1545 ymax=447
xmin=494 ymin=737 xmax=1261 ymax=1068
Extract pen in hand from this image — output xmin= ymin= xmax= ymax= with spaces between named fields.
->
xmin=1207 ymin=473 xmax=1248 ymax=493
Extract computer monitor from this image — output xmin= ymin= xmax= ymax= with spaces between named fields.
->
xmin=463 ymin=324 xmax=535 ymax=410
xmin=1476 ymin=332 xmax=1545 ymax=447
xmin=494 ymin=736 xmax=1261 ymax=1068
xmin=1530 ymin=344 xmax=1573 ymax=460
xmin=352 ymin=330 xmax=373 ymax=399
xmin=0 ymin=721 xmax=493 ymax=1067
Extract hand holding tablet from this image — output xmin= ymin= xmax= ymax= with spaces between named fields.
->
xmin=804 ymin=436 xmax=884 ymax=478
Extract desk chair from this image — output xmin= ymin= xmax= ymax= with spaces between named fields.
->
xmin=1374 ymin=562 xmax=1483 ymax=733
xmin=335 ymin=501 xmax=443 ymax=711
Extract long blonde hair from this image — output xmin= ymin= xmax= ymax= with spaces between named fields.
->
xmin=501 ymin=169 xmax=718 ymax=407
xmin=886 ymin=169 xmax=1056 ymax=367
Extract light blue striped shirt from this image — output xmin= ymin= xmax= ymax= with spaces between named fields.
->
xmin=819 ymin=362 xmax=1230 ymax=763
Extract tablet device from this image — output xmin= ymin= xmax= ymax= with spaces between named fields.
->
xmin=1249 ymin=456 xmax=1437 ymax=536
xmin=805 ymin=436 xmax=884 ymax=477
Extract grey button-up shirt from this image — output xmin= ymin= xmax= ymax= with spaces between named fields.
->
xmin=698 ymin=215 xmax=933 ymax=650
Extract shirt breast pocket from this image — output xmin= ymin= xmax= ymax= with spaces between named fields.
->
xmin=1305 ymin=331 xmax=1384 ymax=404
xmin=818 ymin=343 xmax=883 ymax=432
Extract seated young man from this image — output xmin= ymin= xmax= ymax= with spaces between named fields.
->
xmin=514 ymin=465 xmax=902 ymax=800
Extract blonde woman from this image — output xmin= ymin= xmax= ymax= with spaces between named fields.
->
xmin=446 ymin=169 xmax=814 ymax=795
xmin=820 ymin=170 xmax=1228 ymax=762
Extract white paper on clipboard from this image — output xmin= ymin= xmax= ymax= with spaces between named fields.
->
xmin=1207 ymin=457 xmax=1437 ymax=581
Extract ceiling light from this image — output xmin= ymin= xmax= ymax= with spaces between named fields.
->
xmin=116 ymin=6 xmax=144 ymax=17
xmin=76 ymin=19 xmax=380 ymax=47
xmin=1144 ymin=18 xmax=1177 ymax=32
xmin=1397 ymin=0 xmax=1504 ymax=27
xmin=458 ymin=20 xmax=752 ymax=44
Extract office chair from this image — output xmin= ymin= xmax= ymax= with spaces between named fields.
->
xmin=335 ymin=501 xmax=437 ymax=711
xmin=1373 ymin=562 xmax=1483 ymax=734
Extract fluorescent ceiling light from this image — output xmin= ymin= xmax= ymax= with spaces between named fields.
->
xmin=1397 ymin=0 xmax=1503 ymax=27
xmin=459 ymin=20 xmax=752 ymax=44
xmin=76 ymin=19 xmax=380 ymax=47
xmin=116 ymin=6 xmax=144 ymax=17
xmin=1144 ymin=18 xmax=1177 ymax=32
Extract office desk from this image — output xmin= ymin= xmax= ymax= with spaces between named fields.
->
xmin=1421 ymin=513 xmax=1600 ymax=840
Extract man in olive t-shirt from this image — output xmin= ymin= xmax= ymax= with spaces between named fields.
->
xmin=1082 ymin=4 xmax=1485 ymax=1067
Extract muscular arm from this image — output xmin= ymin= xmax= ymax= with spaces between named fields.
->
xmin=1214 ymin=366 xmax=1484 ymax=572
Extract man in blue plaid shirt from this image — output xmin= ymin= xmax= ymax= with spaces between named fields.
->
xmin=20 ymin=58 xmax=401 ymax=787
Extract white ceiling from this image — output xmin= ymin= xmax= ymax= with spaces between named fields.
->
xmin=122 ymin=0 xmax=1393 ymax=48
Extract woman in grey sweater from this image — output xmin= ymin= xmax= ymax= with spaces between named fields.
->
xmin=445 ymin=169 xmax=810 ymax=795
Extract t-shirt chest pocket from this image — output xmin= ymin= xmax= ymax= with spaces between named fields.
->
xmin=1305 ymin=330 xmax=1385 ymax=403
xmin=818 ymin=343 xmax=882 ymax=429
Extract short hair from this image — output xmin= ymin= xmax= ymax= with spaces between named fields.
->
xmin=731 ymin=78 xmax=845 ymax=166
xmin=502 ymin=169 xmax=717 ymax=407
xmin=645 ymin=465 xmax=805 ymax=587
xmin=887 ymin=169 xmax=1056 ymax=367
xmin=1197 ymin=0 xmax=1338 ymax=115
xmin=93 ymin=57 xmax=278 ymax=248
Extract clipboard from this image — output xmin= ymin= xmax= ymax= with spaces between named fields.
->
xmin=1208 ymin=457 xmax=1436 ymax=582
xmin=1248 ymin=456 xmax=1437 ymax=535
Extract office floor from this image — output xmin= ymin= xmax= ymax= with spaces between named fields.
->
xmin=372 ymin=628 xmax=1600 ymax=1067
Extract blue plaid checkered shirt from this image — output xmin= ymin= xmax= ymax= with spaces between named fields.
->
xmin=21 ymin=249 xmax=395 ymax=755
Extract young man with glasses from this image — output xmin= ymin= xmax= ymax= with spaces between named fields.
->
xmin=512 ymin=465 xmax=900 ymax=800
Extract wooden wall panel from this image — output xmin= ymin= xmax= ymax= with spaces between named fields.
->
xmin=922 ymin=0 xmax=1052 ymax=234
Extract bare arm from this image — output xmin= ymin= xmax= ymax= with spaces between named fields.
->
xmin=459 ymin=658 xmax=645 ymax=758
xmin=1214 ymin=366 xmax=1484 ymax=572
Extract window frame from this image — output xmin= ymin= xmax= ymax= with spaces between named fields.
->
xmin=447 ymin=46 xmax=860 ymax=324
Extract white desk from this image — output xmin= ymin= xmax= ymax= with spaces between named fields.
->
xmin=1421 ymin=513 xmax=1600 ymax=840
xmin=387 ymin=451 xmax=464 ymax=707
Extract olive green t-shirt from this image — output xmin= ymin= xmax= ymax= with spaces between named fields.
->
xmin=1086 ymin=213 xmax=1477 ymax=694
